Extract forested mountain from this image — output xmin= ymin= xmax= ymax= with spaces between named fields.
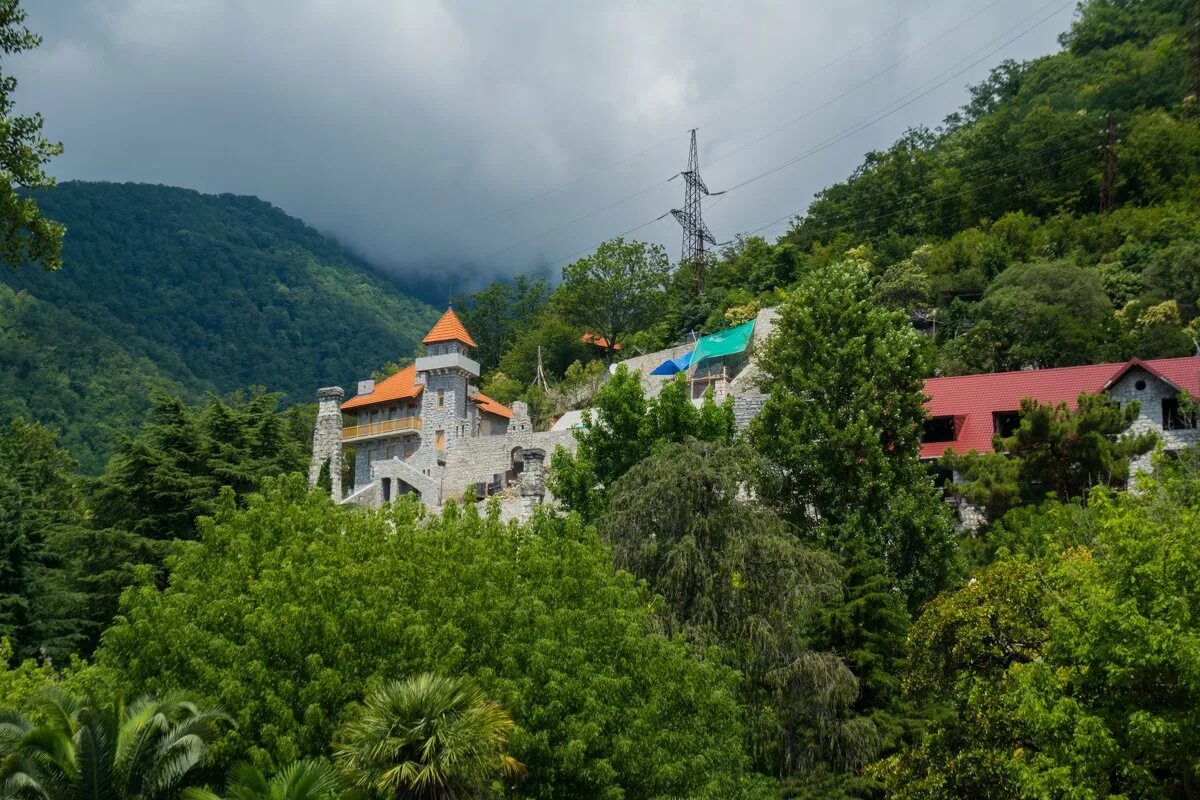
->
xmin=0 ymin=182 xmax=435 ymax=470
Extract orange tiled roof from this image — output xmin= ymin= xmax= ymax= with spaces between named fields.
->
xmin=472 ymin=391 xmax=513 ymax=419
xmin=423 ymin=308 xmax=476 ymax=347
xmin=582 ymin=332 xmax=621 ymax=351
xmin=341 ymin=364 xmax=423 ymax=411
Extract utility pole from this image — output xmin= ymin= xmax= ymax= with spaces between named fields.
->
xmin=1100 ymin=114 xmax=1117 ymax=214
xmin=670 ymin=129 xmax=723 ymax=294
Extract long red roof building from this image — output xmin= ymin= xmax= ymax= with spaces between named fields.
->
xmin=920 ymin=356 xmax=1200 ymax=459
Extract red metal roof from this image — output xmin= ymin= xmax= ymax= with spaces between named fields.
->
xmin=423 ymin=308 xmax=476 ymax=347
xmin=341 ymin=364 xmax=422 ymax=411
xmin=920 ymin=356 xmax=1200 ymax=459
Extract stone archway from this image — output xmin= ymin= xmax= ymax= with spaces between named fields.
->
xmin=371 ymin=457 xmax=441 ymax=509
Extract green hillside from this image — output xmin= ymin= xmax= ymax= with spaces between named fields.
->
xmin=0 ymin=181 xmax=435 ymax=470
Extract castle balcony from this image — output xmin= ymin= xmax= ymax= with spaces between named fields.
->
xmin=342 ymin=417 xmax=423 ymax=442
xmin=415 ymin=352 xmax=480 ymax=377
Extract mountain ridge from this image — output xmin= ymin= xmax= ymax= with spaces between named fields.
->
xmin=1 ymin=180 xmax=436 ymax=470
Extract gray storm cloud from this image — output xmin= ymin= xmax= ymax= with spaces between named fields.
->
xmin=18 ymin=0 xmax=1068 ymax=291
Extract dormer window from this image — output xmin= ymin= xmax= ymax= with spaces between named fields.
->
xmin=993 ymin=411 xmax=1021 ymax=438
xmin=922 ymin=416 xmax=957 ymax=443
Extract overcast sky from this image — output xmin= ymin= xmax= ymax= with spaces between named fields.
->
xmin=18 ymin=0 xmax=1073 ymax=293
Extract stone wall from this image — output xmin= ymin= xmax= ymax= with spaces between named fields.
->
xmin=439 ymin=428 xmax=579 ymax=500
xmin=1108 ymin=366 xmax=1200 ymax=473
xmin=731 ymin=394 xmax=767 ymax=431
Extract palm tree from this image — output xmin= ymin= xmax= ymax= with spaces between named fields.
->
xmin=183 ymin=760 xmax=345 ymax=800
xmin=0 ymin=690 xmax=228 ymax=800
xmin=333 ymin=674 xmax=522 ymax=800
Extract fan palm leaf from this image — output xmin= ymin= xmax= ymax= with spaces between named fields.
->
xmin=0 ymin=691 xmax=227 ymax=800
xmin=334 ymin=673 xmax=521 ymax=800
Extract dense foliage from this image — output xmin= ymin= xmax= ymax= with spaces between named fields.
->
xmin=94 ymin=478 xmax=767 ymax=799
xmin=0 ymin=690 xmax=229 ymax=800
xmin=877 ymin=465 xmax=1200 ymax=798
xmin=550 ymin=370 xmax=735 ymax=519
xmin=602 ymin=440 xmax=882 ymax=784
xmin=333 ymin=674 xmax=521 ymax=800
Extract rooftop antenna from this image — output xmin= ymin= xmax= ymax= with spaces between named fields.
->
xmin=669 ymin=129 xmax=725 ymax=294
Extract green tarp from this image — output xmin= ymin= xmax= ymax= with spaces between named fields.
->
xmin=690 ymin=319 xmax=755 ymax=367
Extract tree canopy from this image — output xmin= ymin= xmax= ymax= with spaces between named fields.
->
xmin=0 ymin=0 xmax=64 ymax=271
xmin=750 ymin=258 xmax=957 ymax=604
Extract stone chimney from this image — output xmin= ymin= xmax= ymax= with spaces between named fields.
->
xmin=518 ymin=447 xmax=546 ymax=522
xmin=309 ymin=386 xmax=344 ymax=499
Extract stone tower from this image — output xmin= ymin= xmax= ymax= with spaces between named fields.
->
xmin=309 ymin=386 xmax=344 ymax=498
xmin=518 ymin=447 xmax=547 ymax=522
xmin=415 ymin=308 xmax=480 ymax=468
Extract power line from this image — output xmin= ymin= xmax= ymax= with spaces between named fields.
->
xmin=746 ymin=141 xmax=1098 ymax=240
xmin=398 ymin=0 xmax=952 ymax=253
xmin=704 ymin=0 xmax=1009 ymax=172
xmin=473 ymin=0 xmax=1071 ymax=267
xmin=802 ymin=125 xmax=1101 ymax=231
xmin=720 ymin=0 xmax=1075 ymax=195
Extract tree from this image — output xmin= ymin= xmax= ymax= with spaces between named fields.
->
xmin=941 ymin=392 xmax=1158 ymax=521
xmin=971 ymin=261 xmax=1116 ymax=370
xmin=1142 ymin=240 xmax=1200 ymax=323
xmin=495 ymin=315 xmax=589 ymax=385
xmin=749 ymin=259 xmax=957 ymax=604
xmin=602 ymin=440 xmax=878 ymax=782
xmin=874 ymin=246 xmax=933 ymax=313
xmin=184 ymin=761 xmax=345 ymax=800
xmin=0 ymin=420 xmax=89 ymax=661
xmin=456 ymin=276 xmax=551 ymax=370
xmin=0 ymin=0 xmax=64 ymax=271
xmin=549 ymin=369 xmax=734 ymax=520
xmin=95 ymin=477 xmax=763 ymax=798
xmin=91 ymin=390 xmax=308 ymax=545
xmin=0 ymin=690 xmax=228 ymax=800
xmin=556 ymin=238 xmax=669 ymax=357
xmin=876 ymin=468 xmax=1200 ymax=798
xmin=334 ymin=674 xmax=521 ymax=800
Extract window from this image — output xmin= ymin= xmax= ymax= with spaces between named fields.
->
xmin=993 ymin=411 xmax=1021 ymax=438
xmin=921 ymin=416 xmax=957 ymax=443
xmin=387 ymin=444 xmax=396 ymax=459
xmin=435 ymin=429 xmax=445 ymax=451
xmin=382 ymin=478 xmax=391 ymax=503
xmin=1163 ymin=397 xmax=1198 ymax=430
xmin=437 ymin=389 xmax=445 ymax=408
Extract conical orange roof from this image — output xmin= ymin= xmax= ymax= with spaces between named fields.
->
xmin=422 ymin=307 xmax=476 ymax=347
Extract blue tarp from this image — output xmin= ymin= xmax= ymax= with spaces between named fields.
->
xmin=650 ymin=350 xmax=694 ymax=375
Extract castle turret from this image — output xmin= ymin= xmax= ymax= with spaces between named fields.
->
xmin=415 ymin=308 xmax=480 ymax=462
xmin=309 ymin=386 xmax=344 ymax=497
